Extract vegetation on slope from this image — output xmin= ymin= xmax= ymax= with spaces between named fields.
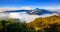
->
xmin=0 ymin=15 xmax=60 ymax=32
xmin=28 ymin=15 xmax=60 ymax=32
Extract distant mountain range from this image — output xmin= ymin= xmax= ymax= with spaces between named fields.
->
xmin=4 ymin=8 xmax=54 ymax=15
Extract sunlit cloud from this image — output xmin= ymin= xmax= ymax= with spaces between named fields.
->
xmin=20 ymin=6 xmax=33 ymax=10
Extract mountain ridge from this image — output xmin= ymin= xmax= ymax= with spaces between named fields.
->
xmin=4 ymin=8 xmax=54 ymax=15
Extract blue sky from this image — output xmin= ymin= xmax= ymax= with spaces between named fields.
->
xmin=0 ymin=0 xmax=60 ymax=22
xmin=0 ymin=0 xmax=60 ymax=9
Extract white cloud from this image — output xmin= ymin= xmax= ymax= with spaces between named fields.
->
xmin=0 ymin=13 xmax=9 ymax=18
xmin=9 ymin=12 xmax=40 ymax=23
xmin=0 ymin=12 xmax=58 ymax=23
xmin=8 ymin=12 xmax=58 ymax=23
xmin=20 ymin=6 xmax=33 ymax=10
xmin=40 ymin=13 xmax=58 ymax=17
xmin=0 ymin=6 xmax=34 ymax=12
xmin=0 ymin=8 xmax=21 ymax=12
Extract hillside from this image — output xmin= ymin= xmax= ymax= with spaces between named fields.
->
xmin=0 ymin=15 xmax=60 ymax=32
xmin=27 ymin=15 xmax=60 ymax=32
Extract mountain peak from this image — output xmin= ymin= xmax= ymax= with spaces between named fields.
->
xmin=27 ymin=8 xmax=53 ymax=15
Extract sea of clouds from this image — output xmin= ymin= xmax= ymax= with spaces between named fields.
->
xmin=0 ymin=12 xmax=58 ymax=23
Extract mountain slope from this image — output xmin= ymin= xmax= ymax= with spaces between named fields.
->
xmin=27 ymin=8 xmax=53 ymax=15
xmin=27 ymin=15 xmax=60 ymax=31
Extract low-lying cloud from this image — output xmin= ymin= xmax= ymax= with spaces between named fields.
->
xmin=0 ymin=12 xmax=58 ymax=23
